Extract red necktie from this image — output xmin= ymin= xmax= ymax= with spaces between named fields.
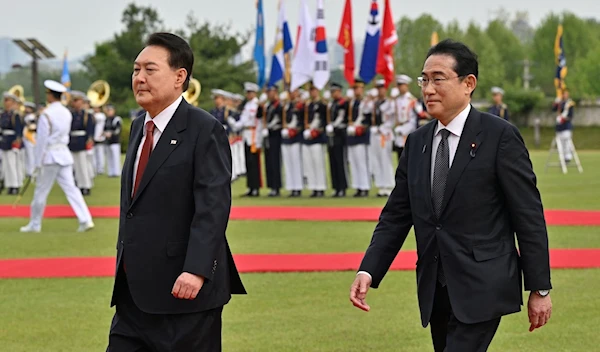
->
xmin=133 ymin=121 xmax=155 ymax=197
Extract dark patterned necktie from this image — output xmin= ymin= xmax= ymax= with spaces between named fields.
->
xmin=432 ymin=129 xmax=450 ymax=287
xmin=432 ymin=129 xmax=451 ymax=218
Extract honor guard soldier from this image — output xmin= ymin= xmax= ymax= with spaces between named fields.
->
xmin=68 ymin=91 xmax=95 ymax=195
xmin=262 ymin=85 xmax=283 ymax=197
xmin=1 ymin=91 xmax=23 ymax=195
xmin=20 ymin=80 xmax=94 ymax=233
xmin=346 ymin=79 xmax=372 ymax=198
xmin=393 ymin=74 xmax=418 ymax=161
xmin=325 ymin=82 xmax=349 ymax=197
xmin=210 ymin=89 xmax=241 ymax=181
xmin=302 ymin=83 xmax=328 ymax=197
xmin=223 ymin=91 xmax=245 ymax=180
xmin=280 ymin=90 xmax=305 ymax=197
xmin=22 ymin=102 xmax=38 ymax=177
xmin=552 ymin=89 xmax=575 ymax=162
xmin=92 ymin=105 xmax=107 ymax=174
xmin=209 ymin=89 xmax=230 ymax=131
xmin=103 ymin=105 xmax=122 ymax=177
xmin=369 ymin=80 xmax=395 ymax=197
xmin=488 ymin=86 xmax=509 ymax=121
xmin=229 ymin=82 xmax=263 ymax=197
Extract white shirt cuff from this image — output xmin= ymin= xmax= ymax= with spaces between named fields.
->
xmin=356 ymin=271 xmax=372 ymax=281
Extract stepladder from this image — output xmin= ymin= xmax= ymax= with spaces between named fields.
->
xmin=544 ymin=131 xmax=583 ymax=174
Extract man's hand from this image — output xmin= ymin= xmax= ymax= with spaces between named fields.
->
xmin=528 ymin=292 xmax=552 ymax=332
xmin=172 ymin=272 xmax=205 ymax=300
xmin=350 ymin=273 xmax=372 ymax=312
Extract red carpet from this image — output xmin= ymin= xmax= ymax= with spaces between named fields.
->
xmin=1 ymin=249 xmax=599 ymax=279
xmin=0 ymin=205 xmax=599 ymax=226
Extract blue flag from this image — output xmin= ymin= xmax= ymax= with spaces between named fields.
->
xmin=359 ymin=0 xmax=381 ymax=83
xmin=61 ymin=50 xmax=71 ymax=91
xmin=254 ymin=0 xmax=266 ymax=88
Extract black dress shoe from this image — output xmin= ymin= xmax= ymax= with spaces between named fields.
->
xmin=268 ymin=189 xmax=280 ymax=197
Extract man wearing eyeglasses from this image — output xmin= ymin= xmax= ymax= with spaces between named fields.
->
xmin=350 ymin=39 xmax=552 ymax=351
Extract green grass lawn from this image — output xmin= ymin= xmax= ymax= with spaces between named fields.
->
xmin=0 ymin=151 xmax=598 ymax=351
xmin=1 ymin=270 xmax=599 ymax=352
xmin=1 ymin=151 xmax=599 ymax=209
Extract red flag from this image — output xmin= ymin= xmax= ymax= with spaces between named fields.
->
xmin=376 ymin=0 xmax=397 ymax=87
xmin=337 ymin=0 xmax=354 ymax=86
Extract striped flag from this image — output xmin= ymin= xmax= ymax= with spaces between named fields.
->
xmin=268 ymin=0 xmax=293 ymax=87
xmin=337 ymin=0 xmax=354 ymax=86
xmin=554 ymin=23 xmax=567 ymax=98
xmin=290 ymin=0 xmax=315 ymax=91
xmin=375 ymin=0 xmax=397 ymax=87
xmin=61 ymin=50 xmax=71 ymax=90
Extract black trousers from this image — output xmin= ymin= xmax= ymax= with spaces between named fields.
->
xmin=394 ymin=145 xmax=404 ymax=163
xmin=264 ymin=134 xmax=282 ymax=190
xmin=245 ymin=143 xmax=261 ymax=190
xmin=107 ymin=269 xmax=223 ymax=352
xmin=328 ymin=142 xmax=347 ymax=192
xmin=429 ymin=283 xmax=501 ymax=352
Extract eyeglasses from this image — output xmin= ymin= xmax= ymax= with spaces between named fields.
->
xmin=417 ymin=75 xmax=463 ymax=88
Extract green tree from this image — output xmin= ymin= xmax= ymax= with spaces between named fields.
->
xmin=462 ymin=22 xmax=505 ymax=99
xmin=83 ymin=3 xmax=166 ymax=115
xmin=486 ymin=19 xmax=526 ymax=85
xmin=0 ymin=67 xmax=91 ymax=103
xmin=395 ymin=14 xmax=444 ymax=93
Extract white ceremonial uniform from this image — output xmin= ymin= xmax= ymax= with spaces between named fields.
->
xmin=369 ymin=98 xmax=396 ymax=195
xmin=347 ymin=98 xmax=371 ymax=192
xmin=281 ymin=104 xmax=304 ymax=192
xmin=93 ymin=111 xmax=107 ymax=174
xmin=393 ymin=92 xmax=418 ymax=148
xmin=20 ymin=101 xmax=94 ymax=232
xmin=23 ymin=113 xmax=37 ymax=176
xmin=106 ymin=115 xmax=123 ymax=177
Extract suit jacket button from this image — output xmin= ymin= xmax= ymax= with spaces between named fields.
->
xmin=434 ymin=256 xmax=438 ymax=262
xmin=126 ymin=212 xmax=133 ymax=219
xmin=436 ymin=224 xmax=442 ymax=230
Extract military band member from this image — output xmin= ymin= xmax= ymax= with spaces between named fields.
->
xmin=488 ymin=86 xmax=509 ymax=121
xmin=369 ymin=80 xmax=395 ymax=197
xmin=280 ymin=90 xmax=304 ymax=197
xmin=92 ymin=105 xmax=107 ymax=174
xmin=22 ymin=102 xmax=37 ymax=177
xmin=346 ymin=79 xmax=372 ymax=198
xmin=392 ymin=74 xmax=418 ymax=162
xmin=68 ymin=91 xmax=95 ymax=196
xmin=262 ymin=85 xmax=283 ymax=197
xmin=20 ymin=80 xmax=94 ymax=233
xmin=229 ymin=82 xmax=263 ymax=197
xmin=552 ymin=89 xmax=575 ymax=162
xmin=224 ymin=91 xmax=245 ymax=180
xmin=103 ymin=105 xmax=122 ymax=177
xmin=1 ymin=91 xmax=23 ymax=195
xmin=83 ymin=97 xmax=97 ymax=184
xmin=302 ymin=83 xmax=328 ymax=197
xmin=325 ymin=82 xmax=349 ymax=197
xmin=415 ymin=97 xmax=432 ymax=128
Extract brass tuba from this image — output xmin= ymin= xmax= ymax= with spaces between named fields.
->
xmin=182 ymin=78 xmax=201 ymax=106
xmin=87 ymin=80 xmax=111 ymax=108
xmin=8 ymin=85 xmax=26 ymax=115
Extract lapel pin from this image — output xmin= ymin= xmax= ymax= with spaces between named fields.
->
xmin=470 ymin=143 xmax=477 ymax=157
xmin=170 ymin=140 xmax=177 ymax=145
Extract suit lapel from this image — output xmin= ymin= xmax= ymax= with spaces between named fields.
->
xmin=439 ymin=107 xmax=483 ymax=215
xmin=124 ymin=118 xmax=144 ymax=206
xmin=421 ymin=122 xmax=436 ymax=215
xmin=129 ymin=100 xmax=189 ymax=209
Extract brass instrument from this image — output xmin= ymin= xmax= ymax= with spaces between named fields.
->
xmin=8 ymin=85 xmax=26 ymax=115
xmin=182 ymin=78 xmax=201 ymax=106
xmin=87 ymin=80 xmax=111 ymax=108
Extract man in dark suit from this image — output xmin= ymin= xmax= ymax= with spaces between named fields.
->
xmin=349 ymin=39 xmax=552 ymax=352
xmin=106 ymin=32 xmax=246 ymax=352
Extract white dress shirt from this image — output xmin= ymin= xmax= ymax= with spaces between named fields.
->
xmin=132 ymin=96 xmax=182 ymax=193
xmin=357 ymin=103 xmax=471 ymax=282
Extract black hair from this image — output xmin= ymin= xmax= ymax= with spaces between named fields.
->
xmin=426 ymin=39 xmax=478 ymax=79
xmin=146 ymin=32 xmax=194 ymax=92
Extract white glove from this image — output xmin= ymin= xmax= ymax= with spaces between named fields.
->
xmin=281 ymin=128 xmax=289 ymax=139
xmin=325 ymin=124 xmax=334 ymax=134
xmin=394 ymin=125 xmax=403 ymax=135
xmin=303 ymin=129 xmax=312 ymax=140
xmin=347 ymin=125 xmax=356 ymax=136
xmin=370 ymin=126 xmax=379 ymax=135
xmin=262 ymin=128 xmax=269 ymax=138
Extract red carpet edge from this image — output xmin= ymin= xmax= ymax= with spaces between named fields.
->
xmin=0 ymin=205 xmax=599 ymax=226
xmin=1 ymin=249 xmax=599 ymax=279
